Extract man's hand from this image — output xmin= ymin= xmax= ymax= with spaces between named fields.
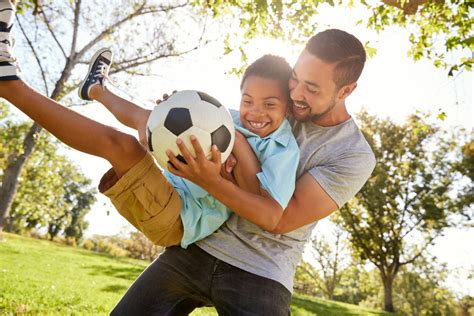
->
xmin=155 ymin=91 xmax=177 ymax=105
xmin=220 ymin=153 xmax=237 ymax=184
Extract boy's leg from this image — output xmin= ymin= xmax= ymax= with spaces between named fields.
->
xmin=0 ymin=80 xmax=145 ymax=178
xmin=0 ymin=0 xmax=20 ymax=81
xmin=0 ymin=5 xmax=144 ymax=177
xmin=78 ymin=48 xmax=150 ymax=145
xmin=91 ymin=86 xmax=151 ymax=147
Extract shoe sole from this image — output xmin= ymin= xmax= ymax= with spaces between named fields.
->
xmin=78 ymin=47 xmax=112 ymax=101
xmin=0 ymin=60 xmax=19 ymax=80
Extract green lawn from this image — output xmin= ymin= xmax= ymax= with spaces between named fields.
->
xmin=0 ymin=233 xmax=392 ymax=315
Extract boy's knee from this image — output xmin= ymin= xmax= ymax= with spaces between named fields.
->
xmin=104 ymin=131 xmax=146 ymax=174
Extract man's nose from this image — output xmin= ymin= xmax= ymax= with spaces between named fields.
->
xmin=290 ymin=83 xmax=304 ymax=103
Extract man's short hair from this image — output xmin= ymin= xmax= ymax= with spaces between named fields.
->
xmin=306 ymin=29 xmax=366 ymax=88
xmin=240 ymin=55 xmax=292 ymax=97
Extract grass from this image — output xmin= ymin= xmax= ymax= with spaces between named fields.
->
xmin=0 ymin=233 xmax=392 ymax=315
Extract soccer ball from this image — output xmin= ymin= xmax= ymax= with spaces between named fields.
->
xmin=146 ymin=90 xmax=235 ymax=168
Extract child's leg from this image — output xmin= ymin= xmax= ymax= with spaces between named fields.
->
xmin=0 ymin=80 xmax=146 ymax=178
xmin=90 ymin=86 xmax=151 ymax=132
xmin=78 ymin=48 xmax=151 ymax=145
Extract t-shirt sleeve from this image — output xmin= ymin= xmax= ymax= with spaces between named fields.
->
xmin=256 ymin=142 xmax=300 ymax=210
xmin=309 ymin=150 xmax=376 ymax=208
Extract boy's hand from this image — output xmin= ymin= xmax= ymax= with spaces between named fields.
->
xmin=166 ymin=135 xmax=223 ymax=189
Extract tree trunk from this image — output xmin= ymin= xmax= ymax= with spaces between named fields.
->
xmin=0 ymin=68 xmax=66 ymax=232
xmin=382 ymin=274 xmax=395 ymax=312
xmin=0 ymin=123 xmax=42 ymax=231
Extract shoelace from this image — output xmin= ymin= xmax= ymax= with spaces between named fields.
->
xmin=94 ymin=60 xmax=110 ymax=82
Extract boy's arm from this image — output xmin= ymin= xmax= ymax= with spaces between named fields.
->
xmin=168 ymin=137 xmax=284 ymax=231
xmin=230 ymin=131 xmax=263 ymax=195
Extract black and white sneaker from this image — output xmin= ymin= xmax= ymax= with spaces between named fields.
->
xmin=0 ymin=0 xmax=20 ymax=81
xmin=78 ymin=48 xmax=113 ymax=100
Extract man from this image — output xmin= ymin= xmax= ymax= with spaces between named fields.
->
xmin=112 ymin=29 xmax=376 ymax=315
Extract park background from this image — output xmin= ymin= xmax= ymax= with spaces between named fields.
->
xmin=0 ymin=0 xmax=472 ymax=315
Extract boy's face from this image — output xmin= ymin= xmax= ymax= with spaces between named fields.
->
xmin=288 ymin=49 xmax=341 ymax=123
xmin=239 ymin=76 xmax=288 ymax=138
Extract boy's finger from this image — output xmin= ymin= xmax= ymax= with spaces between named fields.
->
xmin=211 ymin=145 xmax=222 ymax=165
xmin=176 ymin=138 xmax=196 ymax=166
xmin=190 ymin=135 xmax=207 ymax=162
xmin=166 ymin=150 xmax=186 ymax=172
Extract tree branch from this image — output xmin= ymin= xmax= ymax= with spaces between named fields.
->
xmin=75 ymin=2 xmax=189 ymax=63
xmin=109 ymin=47 xmax=200 ymax=75
xmin=40 ymin=10 xmax=67 ymax=59
xmin=70 ymin=0 xmax=82 ymax=57
xmin=16 ymin=15 xmax=49 ymax=95
xmin=399 ymin=232 xmax=441 ymax=266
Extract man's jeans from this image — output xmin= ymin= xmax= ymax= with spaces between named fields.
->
xmin=111 ymin=244 xmax=291 ymax=315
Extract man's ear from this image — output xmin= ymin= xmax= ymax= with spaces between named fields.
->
xmin=338 ymin=82 xmax=357 ymax=100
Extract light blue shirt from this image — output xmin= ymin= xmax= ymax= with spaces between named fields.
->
xmin=164 ymin=109 xmax=300 ymax=248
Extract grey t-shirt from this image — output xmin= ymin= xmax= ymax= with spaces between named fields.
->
xmin=196 ymin=117 xmax=376 ymax=292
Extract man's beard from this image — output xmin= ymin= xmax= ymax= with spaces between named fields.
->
xmin=292 ymin=100 xmax=337 ymax=123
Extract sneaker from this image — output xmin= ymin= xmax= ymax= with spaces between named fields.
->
xmin=0 ymin=0 xmax=20 ymax=81
xmin=78 ymin=48 xmax=113 ymax=100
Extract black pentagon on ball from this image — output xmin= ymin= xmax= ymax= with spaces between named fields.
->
xmin=197 ymin=91 xmax=222 ymax=108
xmin=211 ymin=125 xmax=232 ymax=152
xmin=168 ymin=154 xmax=187 ymax=169
xmin=147 ymin=127 xmax=154 ymax=152
xmin=164 ymin=108 xmax=193 ymax=136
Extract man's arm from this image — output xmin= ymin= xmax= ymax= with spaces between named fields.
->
xmin=270 ymin=173 xmax=338 ymax=234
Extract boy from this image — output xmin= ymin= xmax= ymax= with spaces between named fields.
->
xmin=0 ymin=0 xmax=298 ymax=247
xmin=78 ymin=49 xmax=299 ymax=248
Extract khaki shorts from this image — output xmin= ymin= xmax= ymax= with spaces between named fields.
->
xmin=99 ymin=152 xmax=183 ymax=247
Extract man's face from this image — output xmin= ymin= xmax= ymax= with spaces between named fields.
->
xmin=288 ymin=49 xmax=340 ymax=123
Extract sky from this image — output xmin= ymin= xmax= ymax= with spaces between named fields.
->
xmin=8 ymin=2 xmax=473 ymax=296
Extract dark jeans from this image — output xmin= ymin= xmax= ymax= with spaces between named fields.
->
xmin=111 ymin=244 xmax=291 ymax=316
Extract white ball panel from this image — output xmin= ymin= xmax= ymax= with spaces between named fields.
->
xmin=178 ymin=126 xmax=213 ymax=159
xmin=150 ymin=126 xmax=180 ymax=168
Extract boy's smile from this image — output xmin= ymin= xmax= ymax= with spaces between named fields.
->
xmin=239 ymin=76 xmax=289 ymax=138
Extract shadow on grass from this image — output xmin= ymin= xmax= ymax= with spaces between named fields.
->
xmin=291 ymin=296 xmax=354 ymax=316
xmin=292 ymin=296 xmax=395 ymax=316
xmin=101 ymin=284 xmax=129 ymax=293
xmin=85 ymin=264 xmax=144 ymax=281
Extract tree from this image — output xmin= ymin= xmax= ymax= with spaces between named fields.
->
xmin=455 ymin=138 xmax=474 ymax=225
xmin=459 ymin=295 xmax=473 ymax=316
xmin=0 ymin=121 xmax=96 ymax=238
xmin=306 ymin=227 xmax=349 ymax=300
xmin=46 ymin=166 xmax=96 ymax=241
xmin=63 ymin=178 xmax=96 ymax=243
xmin=335 ymin=111 xmax=471 ymax=312
xmin=293 ymin=261 xmax=321 ymax=297
xmin=195 ymin=0 xmax=472 ymax=75
xmin=394 ymin=256 xmax=457 ymax=316
xmin=0 ymin=0 xmax=209 ymax=231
